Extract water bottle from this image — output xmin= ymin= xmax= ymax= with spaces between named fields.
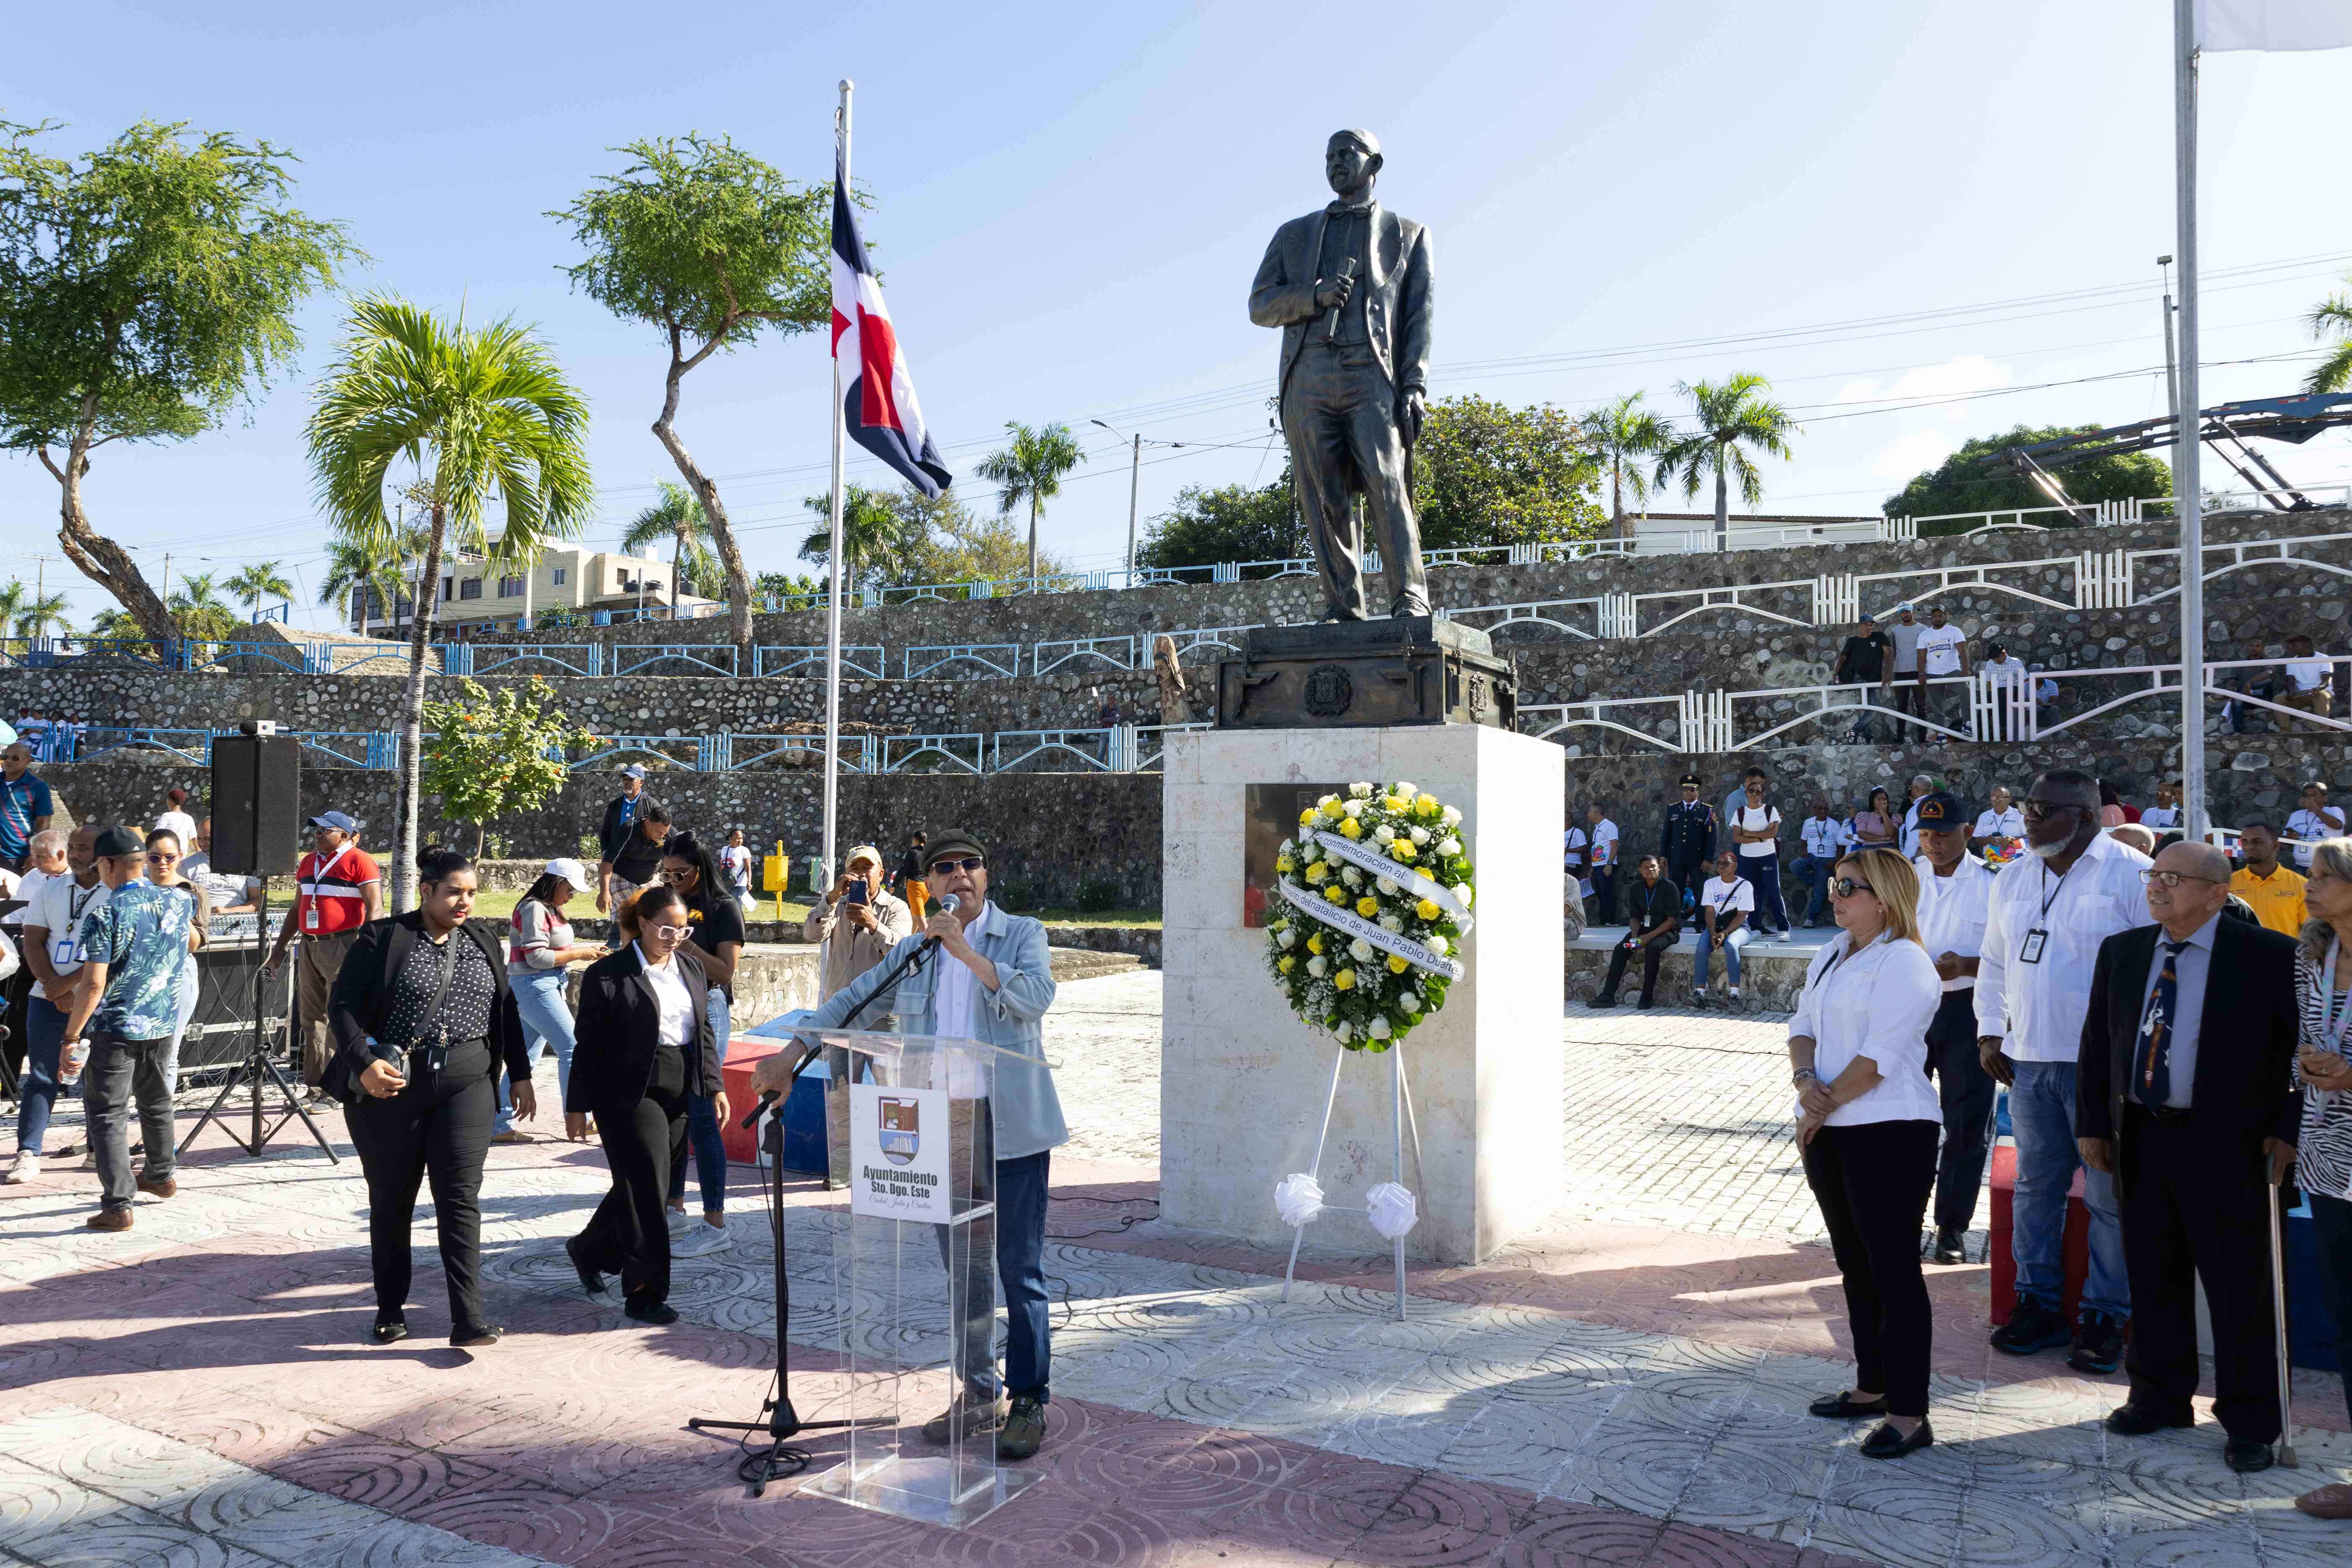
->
xmin=60 ymin=1036 xmax=89 ymax=1089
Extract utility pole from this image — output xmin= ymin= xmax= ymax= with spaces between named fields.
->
xmin=2158 ymin=255 xmax=2180 ymax=500
xmin=2172 ymin=0 xmax=2209 ymax=841
xmin=1091 ymin=418 xmax=1147 ymax=585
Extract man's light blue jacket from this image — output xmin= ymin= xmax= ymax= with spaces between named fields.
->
xmin=806 ymin=904 xmax=1066 ymax=1161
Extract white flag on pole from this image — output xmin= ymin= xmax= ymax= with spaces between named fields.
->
xmin=2195 ymin=0 xmax=2352 ymax=49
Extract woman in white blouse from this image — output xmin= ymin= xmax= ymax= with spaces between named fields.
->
xmin=1787 ymin=845 xmax=1945 ymax=1461
xmin=2290 ymin=837 xmax=2352 ymax=1520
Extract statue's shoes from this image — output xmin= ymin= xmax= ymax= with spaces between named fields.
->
xmin=1389 ymin=597 xmax=1431 ymax=619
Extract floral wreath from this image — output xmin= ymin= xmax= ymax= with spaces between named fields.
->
xmin=1263 ymin=781 xmax=1475 ymax=1050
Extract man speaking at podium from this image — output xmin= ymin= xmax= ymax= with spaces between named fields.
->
xmin=750 ymin=829 xmax=1064 ymax=1461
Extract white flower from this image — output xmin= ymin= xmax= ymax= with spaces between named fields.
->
xmin=1349 ymin=938 xmax=1374 ymax=962
xmin=1369 ymin=1017 xmax=1393 ymax=1040
xmin=1376 ymin=876 xmax=1398 ymax=895
xmin=1334 ymin=1020 xmax=1354 ymax=1043
xmin=1393 ymin=781 xmax=1417 ymax=797
xmin=1398 ymin=992 xmax=1422 ymax=1014
xmin=1277 ymin=928 xmax=1297 ymax=949
xmin=1341 ymin=799 xmax=1365 ymax=819
xmin=1409 ymin=825 xmax=1430 ymax=845
xmin=1302 ymin=842 xmax=1321 ymax=862
xmin=1437 ymin=836 xmax=1461 ymax=857
xmin=1459 ymin=886 xmax=1474 ymax=908
xmin=1373 ymin=824 xmax=1396 ymax=844
xmin=1379 ymin=916 xmax=1403 ymax=934
xmin=1318 ymin=794 xmax=1339 ymax=808
xmin=1349 ymin=782 xmax=1373 ymax=799
xmin=1341 ymin=866 xmax=1362 ymax=888
xmin=1440 ymin=805 xmax=1463 ymax=827
xmin=1308 ymin=956 xmax=1327 ymax=977
xmin=1424 ymin=934 xmax=1450 ymax=958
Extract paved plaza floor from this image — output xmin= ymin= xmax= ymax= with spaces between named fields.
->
xmin=4 ymin=971 xmax=2348 ymax=1568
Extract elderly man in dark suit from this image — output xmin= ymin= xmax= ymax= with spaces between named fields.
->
xmin=2077 ymin=839 xmax=2302 ymax=1473
xmin=1250 ymin=128 xmax=1435 ymax=623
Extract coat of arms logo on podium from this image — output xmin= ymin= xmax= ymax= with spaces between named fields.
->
xmin=878 ymin=1096 xmax=921 ymax=1166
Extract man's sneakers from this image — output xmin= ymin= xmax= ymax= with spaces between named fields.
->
xmin=2067 ymin=1310 xmax=2126 ymax=1375
xmin=86 ymin=1209 xmax=133 ymax=1232
xmin=2104 ymin=1402 xmax=2193 ymax=1437
xmin=488 ymin=1130 xmax=537 ymax=1146
xmin=1989 ymin=1296 xmax=2071 ymax=1356
xmin=997 ymin=1396 xmax=1047 ymax=1461
xmin=3 ymin=1151 xmax=38 ymax=1184
xmin=673 ymin=1219 xmax=733 ymax=1258
xmin=623 ymin=1295 xmax=679 ymax=1326
xmin=1585 ymin=993 xmax=1618 ymax=1009
xmin=921 ymin=1394 xmax=1005 ymax=1444
xmin=1930 ymin=1227 xmax=1966 ymax=1265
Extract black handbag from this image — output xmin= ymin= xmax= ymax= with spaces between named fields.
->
xmin=325 ymin=930 xmax=463 ymax=1105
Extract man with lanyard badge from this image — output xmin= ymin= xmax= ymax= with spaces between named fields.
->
xmin=0 ymin=742 xmax=55 ymax=875
xmin=264 ymin=812 xmax=382 ymax=1097
xmin=1914 ymin=792 xmax=1995 ymax=1265
xmin=1975 ymin=769 xmax=2150 ymax=1373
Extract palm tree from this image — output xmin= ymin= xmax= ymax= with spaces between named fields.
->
xmin=2307 ymin=277 xmax=2352 ymax=395
xmin=622 ymin=482 xmax=718 ymax=616
xmin=307 ymin=296 xmax=594 ymax=911
xmin=973 ymin=421 xmax=1086 ymax=581
xmin=798 ymin=484 xmax=923 ymax=590
xmin=1654 ymin=373 xmax=1796 ymax=548
xmin=226 ymin=561 xmax=295 ymax=621
xmin=89 ymin=606 xmax=144 ymax=642
xmin=10 ymin=587 xmax=70 ymax=641
xmin=319 ymin=537 xmax=399 ymax=630
xmin=168 ymin=572 xmax=240 ymax=645
xmin=1580 ymin=393 xmax=1675 ymax=541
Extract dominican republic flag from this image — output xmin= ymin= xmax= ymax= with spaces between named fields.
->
xmin=831 ymin=154 xmax=952 ymax=497
xmin=2196 ymin=0 xmax=2352 ymax=49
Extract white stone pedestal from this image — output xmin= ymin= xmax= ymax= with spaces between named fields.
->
xmin=1160 ymin=724 xmax=1564 ymax=1265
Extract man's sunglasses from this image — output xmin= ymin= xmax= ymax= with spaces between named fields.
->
xmin=1830 ymin=877 xmax=1875 ymax=899
xmin=2019 ymin=798 xmax=2086 ymax=822
xmin=928 ymin=855 xmax=985 ymax=877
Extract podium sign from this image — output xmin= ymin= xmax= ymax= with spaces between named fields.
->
xmin=797 ymin=1026 xmax=1043 ymax=1527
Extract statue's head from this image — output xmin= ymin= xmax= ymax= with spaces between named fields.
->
xmin=1325 ymin=130 xmax=1382 ymax=200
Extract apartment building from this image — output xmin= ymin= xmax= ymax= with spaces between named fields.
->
xmin=349 ymin=542 xmax=718 ymax=633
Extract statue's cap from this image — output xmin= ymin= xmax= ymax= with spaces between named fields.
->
xmin=1328 ymin=128 xmax=1381 ymax=159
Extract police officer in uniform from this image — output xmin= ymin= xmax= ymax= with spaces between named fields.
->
xmin=1661 ymin=774 xmax=1719 ymax=906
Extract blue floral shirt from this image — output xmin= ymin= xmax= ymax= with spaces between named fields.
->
xmin=81 ymin=881 xmax=196 ymax=1041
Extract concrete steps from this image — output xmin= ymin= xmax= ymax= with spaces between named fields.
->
xmin=1051 ymin=945 xmax=1146 ymax=982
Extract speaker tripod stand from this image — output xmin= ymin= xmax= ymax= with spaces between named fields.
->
xmin=180 ymin=891 xmax=338 ymax=1163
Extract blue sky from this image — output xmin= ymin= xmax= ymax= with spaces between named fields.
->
xmin=6 ymin=0 xmax=2351 ymax=631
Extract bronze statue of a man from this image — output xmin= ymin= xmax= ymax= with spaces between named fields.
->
xmin=1250 ymin=129 xmax=1433 ymax=623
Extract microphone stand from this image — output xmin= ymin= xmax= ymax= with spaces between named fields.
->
xmin=689 ymin=908 xmax=952 ymax=1493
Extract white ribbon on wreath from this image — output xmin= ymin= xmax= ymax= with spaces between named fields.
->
xmin=1274 ymin=829 xmax=1471 ymax=983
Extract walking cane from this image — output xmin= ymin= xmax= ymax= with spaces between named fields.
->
xmin=2267 ymin=1175 xmax=2300 ymax=1468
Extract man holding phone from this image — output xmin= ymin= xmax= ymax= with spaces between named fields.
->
xmin=803 ymin=844 xmax=913 ymax=1185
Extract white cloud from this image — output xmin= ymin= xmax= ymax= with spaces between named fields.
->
xmin=1871 ymin=428 xmax=1958 ymax=479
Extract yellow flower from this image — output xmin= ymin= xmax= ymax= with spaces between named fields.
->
xmin=1321 ymin=800 xmax=1347 ymax=820
xmin=1383 ymin=794 xmax=1409 ymax=813
xmin=1355 ymin=896 xmax=1379 ymax=918
xmin=1307 ymin=933 xmax=1324 ymax=955
xmin=1415 ymin=898 xmax=1441 ymax=921
xmin=1389 ymin=841 xmax=1417 ymax=862
xmin=1338 ymin=818 xmax=1363 ymax=840
xmin=1305 ymin=862 xmax=1329 ymax=883
xmin=1276 ymin=856 xmax=1294 ymax=874
xmin=1325 ymin=885 xmax=1347 ymax=904
xmin=1387 ymin=954 xmax=1410 ymax=974
xmin=1300 ymin=807 xmax=1318 ymax=827
xmin=1417 ymin=793 xmax=1441 ymax=815
xmin=1334 ymin=968 xmax=1357 ymax=990
xmin=1278 ymin=956 xmax=1296 ymax=974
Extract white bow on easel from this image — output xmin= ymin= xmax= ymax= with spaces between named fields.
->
xmin=1271 ymin=1036 xmax=1426 ymax=1320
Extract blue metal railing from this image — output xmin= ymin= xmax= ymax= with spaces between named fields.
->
xmin=754 ymin=644 xmax=886 ymax=678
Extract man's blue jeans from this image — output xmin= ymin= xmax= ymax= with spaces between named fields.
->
xmin=495 ymin=970 xmax=577 ymax=1135
xmin=2008 ymin=1059 xmax=2130 ymax=1322
xmin=939 ymin=1102 xmax=1052 ymax=1403
xmin=1789 ymin=855 xmax=1830 ymax=925
xmin=16 ymin=995 xmax=69 ymax=1156
xmin=1694 ymin=926 xmax=1747 ymax=988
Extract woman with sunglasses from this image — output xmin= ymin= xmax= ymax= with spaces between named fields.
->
xmin=563 ymin=884 xmax=726 ymax=1324
xmin=142 ymin=828 xmax=210 ymax=1099
xmin=1788 ymin=846 xmax=1945 ymax=1459
xmin=657 ymin=831 xmax=747 ymax=1254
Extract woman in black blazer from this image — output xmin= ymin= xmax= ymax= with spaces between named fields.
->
xmin=563 ymin=884 xmax=726 ymax=1325
xmin=328 ymin=848 xmax=535 ymax=1346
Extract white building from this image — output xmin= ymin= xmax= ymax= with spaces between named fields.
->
xmin=349 ymin=542 xmax=719 ymax=634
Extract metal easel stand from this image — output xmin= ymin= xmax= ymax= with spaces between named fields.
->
xmin=1276 ymin=1037 xmax=1425 ymax=1322
xmin=179 ymin=890 xmax=338 ymax=1163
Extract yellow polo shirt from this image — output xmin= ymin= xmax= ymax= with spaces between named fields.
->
xmin=2230 ymin=863 xmax=2308 ymax=937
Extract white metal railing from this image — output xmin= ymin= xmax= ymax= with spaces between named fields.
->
xmin=2144 ymin=483 xmax=2352 ymax=517
xmin=2128 ymin=528 xmax=2352 ymax=605
xmin=1115 ymin=721 xmax=1211 ymax=771
xmin=991 ymin=729 xmax=1113 ymax=773
xmin=755 ymin=644 xmax=886 ymax=678
xmin=2022 ymin=656 xmax=2349 ymax=742
xmin=904 ymin=644 xmax=1021 ymax=680
xmin=1158 ymin=625 xmax=1259 ymax=663
xmin=1440 ymin=595 xmax=1606 ymax=642
xmin=1517 ymin=694 xmax=1700 ymax=754
xmin=881 ymin=733 xmax=985 ymax=774
xmin=1628 ymin=578 xmax=1818 ymax=639
xmin=1031 ymin=636 xmax=1136 ymax=675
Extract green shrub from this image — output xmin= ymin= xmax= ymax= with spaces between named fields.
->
xmin=1075 ymin=876 xmax=1120 ymax=914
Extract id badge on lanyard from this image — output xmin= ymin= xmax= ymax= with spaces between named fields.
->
xmin=305 ymin=844 xmax=353 ymax=932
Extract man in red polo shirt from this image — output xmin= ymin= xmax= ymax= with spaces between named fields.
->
xmin=262 ymin=812 xmax=382 ymax=1095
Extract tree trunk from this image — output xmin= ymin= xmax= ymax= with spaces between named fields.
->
xmin=670 ymin=519 xmax=687 ymax=619
xmin=1612 ymin=465 xmax=1628 ymax=542
xmin=653 ymin=344 xmax=752 ymax=667
xmin=43 ymin=403 xmax=179 ymax=662
xmin=1714 ymin=452 xmax=1729 ymax=551
xmin=1027 ymin=495 xmax=1039 ymax=582
xmin=394 ymin=505 xmax=449 ymax=915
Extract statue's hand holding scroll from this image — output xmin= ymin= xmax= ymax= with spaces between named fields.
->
xmin=1400 ymin=389 xmax=1426 ymax=442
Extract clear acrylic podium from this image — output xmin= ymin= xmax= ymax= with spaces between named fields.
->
xmin=797 ymin=1026 xmax=1044 ymax=1527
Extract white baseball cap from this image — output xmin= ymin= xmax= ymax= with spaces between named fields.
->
xmin=846 ymin=844 xmax=883 ymax=870
xmin=543 ymin=857 xmax=591 ymax=892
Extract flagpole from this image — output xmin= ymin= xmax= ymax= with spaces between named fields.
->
xmin=823 ymin=77 xmax=853 ymax=892
xmin=2173 ymin=0 xmax=2207 ymax=841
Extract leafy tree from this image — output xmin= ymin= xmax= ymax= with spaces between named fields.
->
xmin=226 ymin=561 xmax=293 ymax=617
xmin=974 ymin=420 xmax=1086 ymax=580
xmin=307 ymin=297 xmax=594 ymax=911
xmin=2307 ymin=274 xmax=2352 ymax=395
xmin=420 ymin=677 xmax=593 ymax=856
xmin=167 ymin=572 xmax=238 ymax=645
xmin=0 ymin=119 xmax=355 ymax=654
xmin=1882 ymin=425 xmax=2172 ymax=533
xmin=1654 ymin=373 xmax=1796 ymax=545
xmin=318 ymin=537 xmax=401 ymax=630
xmin=622 ymin=481 xmax=718 ymax=611
xmin=1578 ymin=392 xmax=1674 ymax=540
xmin=897 ymin=486 xmax=1065 ymax=585
xmin=753 ymin=569 xmax=825 ymax=604
xmin=17 ymin=591 xmax=67 ymax=639
xmin=1137 ymin=480 xmax=1304 ymax=573
xmin=1414 ymin=395 xmax=1603 ymax=550
xmin=799 ymin=483 xmax=925 ymax=587
xmin=89 ymin=606 xmax=143 ymax=641
xmin=552 ymin=134 xmax=834 ymax=659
